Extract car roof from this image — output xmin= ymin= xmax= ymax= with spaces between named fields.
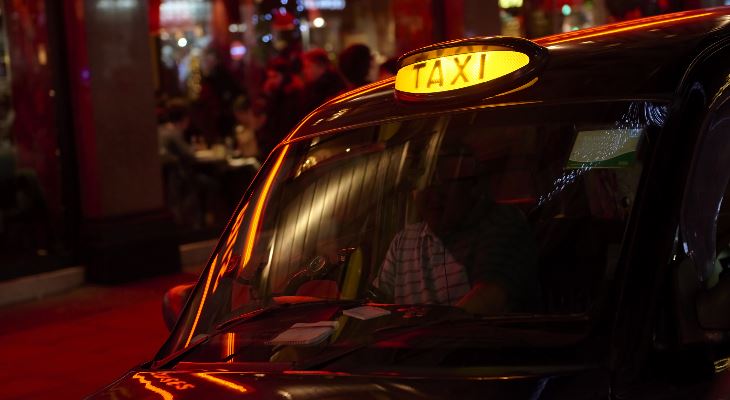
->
xmin=284 ymin=7 xmax=730 ymax=144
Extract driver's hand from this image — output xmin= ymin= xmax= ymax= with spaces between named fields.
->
xmin=366 ymin=284 xmax=392 ymax=304
xmin=456 ymin=281 xmax=508 ymax=315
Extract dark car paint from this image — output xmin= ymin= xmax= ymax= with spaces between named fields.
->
xmin=90 ymin=367 xmax=613 ymax=399
xmin=175 ymin=304 xmax=597 ymax=368
xmin=89 ymin=8 xmax=730 ymax=399
xmin=604 ymin=25 xmax=730 ymax=398
xmin=285 ymin=9 xmax=730 ymax=144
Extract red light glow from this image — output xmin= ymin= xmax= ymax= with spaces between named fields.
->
xmin=193 ymin=373 xmax=250 ymax=394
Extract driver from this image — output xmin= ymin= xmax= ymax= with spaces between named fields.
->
xmin=372 ymin=139 xmax=540 ymax=314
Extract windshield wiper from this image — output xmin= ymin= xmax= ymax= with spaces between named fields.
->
xmin=153 ymin=333 xmax=211 ymax=370
xmin=294 ymin=313 xmax=589 ymax=371
xmin=294 ymin=313 xmax=475 ymax=371
xmin=215 ymin=299 xmax=363 ymax=332
xmin=215 ymin=304 xmax=282 ymax=331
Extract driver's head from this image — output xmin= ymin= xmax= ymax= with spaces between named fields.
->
xmin=415 ymin=139 xmax=487 ymax=234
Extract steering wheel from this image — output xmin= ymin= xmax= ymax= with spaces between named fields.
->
xmin=282 ymin=255 xmax=336 ymax=295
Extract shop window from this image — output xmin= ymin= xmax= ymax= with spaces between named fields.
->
xmin=0 ymin=1 xmax=74 ymax=280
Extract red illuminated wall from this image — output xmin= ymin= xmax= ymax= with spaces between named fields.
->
xmin=392 ymin=0 xmax=436 ymax=55
xmin=210 ymin=0 xmax=241 ymax=63
xmin=391 ymin=0 xmax=498 ymax=55
xmin=4 ymin=0 xmax=63 ymax=218
xmin=149 ymin=0 xmax=161 ymax=33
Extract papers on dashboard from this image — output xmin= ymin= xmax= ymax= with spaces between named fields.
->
xmin=342 ymin=306 xmax=391 ymax=320
xmin=267 ymin=321 xmax=338 ymax=346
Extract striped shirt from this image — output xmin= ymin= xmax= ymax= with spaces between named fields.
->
xmin=373 ymin=222 xmax=471 ymax=305
xmin=373 ymin=204 xmax=540 ymax=310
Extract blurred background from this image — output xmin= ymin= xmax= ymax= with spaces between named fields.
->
xmin=1 ymin=0 xmax=725 ymax=284
xmin=0 ymin=0 xmax=725 ymax=398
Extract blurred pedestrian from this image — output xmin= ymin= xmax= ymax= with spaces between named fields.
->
xmin=159 ymin=44 xmax=183 ymax=97
xmin=158 ymin=98 xmax=195 ymax=166
xmin=0 ymin=93 xmax=53 ymax=252
xmin=195 ymin=47 xmax=243 ymax=145
xmin=378 ymin=57 xmax=398 ymax=81
xmin=338 ymin=43 xmax=373 ymax=89
xmin=224 ymin=95 xmax=263 ymax=211
xmin=158 ymin=98 xmax=214 ymax=228
xmin=300 ymin=48 xmax=346 ymax=114
xmin=231 ymin=95 xmax=263 ymax=160
xmin=259 ymin=58 xmax=305 ymax=155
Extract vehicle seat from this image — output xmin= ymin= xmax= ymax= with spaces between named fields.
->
xmin=535 ymin=217 xmax=622 ymax=313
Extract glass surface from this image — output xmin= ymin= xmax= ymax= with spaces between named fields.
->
xmin=0 ymin=2 xmax=73 ymax=279
xmin=163 ymin=101 xmax=667 ymax=366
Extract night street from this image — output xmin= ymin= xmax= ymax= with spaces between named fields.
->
xmin=2 ymin=0 xmax=730 ymax=399
xmin=0 ymin=270 xmax=199 ymax=400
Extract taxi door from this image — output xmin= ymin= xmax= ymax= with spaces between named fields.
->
xmin=672 ymin=45 xmax=730 ymax=399
xmin=607 ymin=44 xmax=730 ymax=399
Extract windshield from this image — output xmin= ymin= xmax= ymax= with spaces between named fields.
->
xmin=159 ymin=101 xmax=666 ymax=365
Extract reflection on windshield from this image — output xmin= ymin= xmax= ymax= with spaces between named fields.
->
xmin=371 ymin=138 xmax=540 ymax=314
xmin=178 ymin=301 xmax=588 ymax=370
xmin=166 ymin=101 xmax=666 ymax=359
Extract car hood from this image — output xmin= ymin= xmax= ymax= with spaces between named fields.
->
xmin=87 ymin=364 xmax=608 ymax=399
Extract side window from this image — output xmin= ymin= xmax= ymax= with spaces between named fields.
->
xmin=680 ymin=91 xmax=730 ymax=333
xmin=713 ymin=189 xmax=730 ymax=289
xmin=696 ymin=180 xmax=730 ymax=331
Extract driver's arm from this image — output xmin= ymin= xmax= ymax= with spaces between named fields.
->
xmin=459 ymin=204 xmax=540 ymax=314
xmin=456 ymin=281 xmax=508 ymax=315
xmin=371 ymin=232 xmax=401 ymax=303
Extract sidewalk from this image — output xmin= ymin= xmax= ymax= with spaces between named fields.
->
xmin=0 ymin=271 xmax=200 ymax=400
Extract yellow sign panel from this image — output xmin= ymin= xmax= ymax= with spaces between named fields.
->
xmin=395 ymin=50 xmax=530 ymax=95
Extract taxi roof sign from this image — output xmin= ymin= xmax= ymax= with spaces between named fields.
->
xmin=394 ymin=37 xmax=548 ymax=103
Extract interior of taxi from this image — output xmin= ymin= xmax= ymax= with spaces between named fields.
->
xmin=219 ymin=102 xmax=653 ymax=320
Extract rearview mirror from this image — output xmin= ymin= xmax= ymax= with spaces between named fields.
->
xmin=162 ymin=283 xmax=195 ymax=331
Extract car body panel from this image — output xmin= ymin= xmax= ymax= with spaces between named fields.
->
xmin=285 ymin=8 xmax=730 ymax=144
xmin=89 ymin=7 xmax=730 ymax=399
xmin=89 ymin=366 xmax=611 ymax=400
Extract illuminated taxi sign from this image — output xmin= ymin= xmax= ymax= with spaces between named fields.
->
xmin=394 ymin=37 xmax=547 ymax=102
xmin=395 ymin=51 xmax=529 ymax=94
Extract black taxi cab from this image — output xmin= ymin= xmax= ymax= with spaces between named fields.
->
xmin=90 ymin=8 xmax=730 ymax=399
